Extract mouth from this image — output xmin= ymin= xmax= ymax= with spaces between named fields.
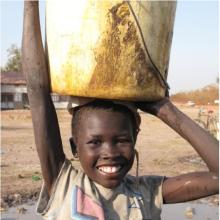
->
xmin=97 ymin=165 xmax=123 ymax=174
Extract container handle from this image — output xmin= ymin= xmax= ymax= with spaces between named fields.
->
xmin=126 ymin=1 xmax=170 ymax=90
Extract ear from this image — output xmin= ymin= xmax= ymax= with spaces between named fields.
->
xmin=69 ymin=137 xmax=78 ymax=158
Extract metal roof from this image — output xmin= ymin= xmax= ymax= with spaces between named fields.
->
xmin=1 ymin=71 xmax=26 ymax=85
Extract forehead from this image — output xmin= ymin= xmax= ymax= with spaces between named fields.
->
xmin=80 ymin=109 xmax=133 ymax=133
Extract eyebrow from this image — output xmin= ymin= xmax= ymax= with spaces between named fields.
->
xmin=116 ymin=133 xmax=131 ymax=137
xmin=88 ymin=135 xmax=102 ymax=139
xmin=88 ymin=132 xmax=131 ymax=138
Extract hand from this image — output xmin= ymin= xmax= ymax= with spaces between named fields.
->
xmin=135 ymin=97 xmax=170 ymax=116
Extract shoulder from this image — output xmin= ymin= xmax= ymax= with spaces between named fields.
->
xmin=124 ymin=174 xmax=165 ymax=199
xmin=124 ymin=175 xmax=165 ymax=218
xmin=37 ymin=158 xmax=83 ymax=215
xmin=57 ymin=158 xmax=80 ymax=179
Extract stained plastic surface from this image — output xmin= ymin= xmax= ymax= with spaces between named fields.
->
xmin=46 ymin=0 xmax=176 ymax=101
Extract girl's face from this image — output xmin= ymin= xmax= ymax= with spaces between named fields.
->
xmin=75 ymin=109 xmax=136 ymax=189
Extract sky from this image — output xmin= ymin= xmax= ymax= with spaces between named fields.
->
xmin=0 ymin=0 xmax=219 ymax=94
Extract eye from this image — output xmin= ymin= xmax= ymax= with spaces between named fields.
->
xmin=87 ymin=139 xmax=102 ymax=146
xmin=116 ymin=138 xmax=132 ymax=144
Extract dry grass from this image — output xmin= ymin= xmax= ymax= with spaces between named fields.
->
xmin=170 ymin=84 xmax=219 ymax=105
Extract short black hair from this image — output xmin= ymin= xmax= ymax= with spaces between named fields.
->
xmin=71 ymin=100 xmax=138 ymax=141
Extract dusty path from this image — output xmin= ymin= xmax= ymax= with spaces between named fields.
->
xmin=1 ymin=105 xmax=219 ymax=210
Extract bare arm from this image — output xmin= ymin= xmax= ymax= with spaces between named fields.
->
xmin=136 ymin=98 xmax=219 ymax=203
xmin=22 ymin=1 xmax=65 ymax=195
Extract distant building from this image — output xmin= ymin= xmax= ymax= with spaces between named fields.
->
xmin=1 ymin=71 xmax=28 ymax=109
xmin=1 ymin=71 xmax=68 ymax=110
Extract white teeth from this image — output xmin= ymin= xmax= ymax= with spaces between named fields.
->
xmin=98 ymin=165 xmax=121 ymax=174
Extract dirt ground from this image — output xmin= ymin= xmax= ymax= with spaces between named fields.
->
xmin=1 ymin=104 xmax=219 ymax=209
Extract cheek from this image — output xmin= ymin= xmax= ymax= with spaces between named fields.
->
xmin=77 ymin=147 xmax=97 ymax=166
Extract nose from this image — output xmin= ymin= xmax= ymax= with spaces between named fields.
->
xmin=101 ymin=142 xmax=120 ymax=160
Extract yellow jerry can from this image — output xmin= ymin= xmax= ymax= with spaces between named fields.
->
xmin=46 ymin=0 xmax=177 ymax=101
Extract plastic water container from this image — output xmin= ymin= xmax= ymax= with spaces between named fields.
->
xmin=46 ymin=0 xmax=176 ymax=101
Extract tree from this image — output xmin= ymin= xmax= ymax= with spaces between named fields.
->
xmin=1 ymin=44 xmax=21 ymax=72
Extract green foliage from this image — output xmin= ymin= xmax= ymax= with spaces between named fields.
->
xmin=31 ymin=175 xmax=42 ymax=181
xmin=1 ymin=44 xmax=21 ymax=72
